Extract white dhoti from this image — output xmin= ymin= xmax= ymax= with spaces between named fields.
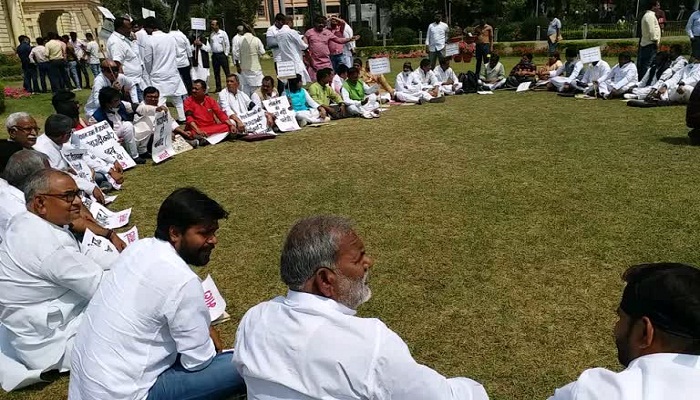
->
xmin=549 ymin=76 xmax=571 ymax=92
xmin=113 ymin=120 xmax=139 ymax=158
xmin=295 ymin=109 xmax=323 ymax=125
xmin=630 ymin=86 xmax=655 ymax=99
xmin=441 ymin=82 xmax=463 ymax=95
xmin=668 ymin=85 xmax=695 ymax=103
xmin=395 ymin=90 xmax=433 ymax=103
xmin=480 ymin=79 xmax=506 ymax=90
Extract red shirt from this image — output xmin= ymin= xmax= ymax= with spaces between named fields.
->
xmin=184 ymin=95 xmax=229 ymax=128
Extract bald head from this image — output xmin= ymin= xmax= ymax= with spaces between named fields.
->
xmin=3 ymin=150 xmax=50 ymax=190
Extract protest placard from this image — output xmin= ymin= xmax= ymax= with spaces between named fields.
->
xmin=89 ymin=201 xmax=132 ymax=229
xmin=368 ymin=57 xmax=391 ymax=75
xmin=141 ymin=7 xmax=155 ymax=18
xmin=201 ymin=275 xmax=228 ymax=323
xmin=239 ymin=107 xmax=274 ymax=134
xmin=579 ymin=46 xmax=602 ymax=64
xmin=61 ymin=148 xmax=94 ymax=184
xmin=172 ymin=136 xmax=194 ymax=154
xmin=74 ymin=121 xmax=136 ymax=170
xmin=117 ymin=226 xmax=139 ymax=245
xmin=190 ymin=17 xmax=206 ymax=31
xmin=516 ymin=81 xmax=532 ymax=92
xmin=276 ymin=61 xmax=297 ymax=79
xmin=263 ymin=97 xmax=300 ymax=132
xmin=151 ymin=111 xmax=175 ymax=163
xmin=445 ymin=43 xmax=460 ymax=57
xmin=104 ymin=195 xmax=117 ymax=204
xmin=81 ymin=228 xmax=118 ymax=253
xmin=97 ymin=6 xmax=115 ymax=19
xmin=205 ymin=132 xmax=229 ymax=145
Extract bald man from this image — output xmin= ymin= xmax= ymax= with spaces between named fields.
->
xmin=85 ymin=59 xmax=134 ymax=117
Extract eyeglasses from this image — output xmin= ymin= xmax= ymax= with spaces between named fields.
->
xmin=39 ymin=189 xmax=84 ymax=203
xmin=12 ymin=126 xmax=39 ymax=134
xmin=102 ymin=67 xmax=119 ymax=73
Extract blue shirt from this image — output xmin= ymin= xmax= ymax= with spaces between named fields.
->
xmin=686 ymin=10 xmax=700 ymax=39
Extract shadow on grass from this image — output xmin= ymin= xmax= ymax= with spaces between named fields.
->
xmin=660 ymin=136 xmax=691 ymax=146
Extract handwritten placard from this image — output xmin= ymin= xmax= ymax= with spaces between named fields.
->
xmin=445 ymin=42 xmax=459 ymax=57
xmin=89 ymin=201 xmax=132 ymax=229
xmin=191 ymin=17 xmax=206 ymax=31
xmin=172 ymin=135 xmax=194 ymax=154
xmin=240 ymin=107 xmax=274 ymax=134
xmin=151 ymin=111 xmax=175 ymax=163
xmin=263 ymin=96 xmax=300 ymax=132
xmin=117 ymin=226 xmax=139 ymax=245
xmin=579 ymin=46 xmax=602 ymax=64
xmin=276 ymin=61 xmax=297 ymax=79
xmin=368 ymin=57 xmax=391 ymax=75
xmin=61 ymin=148 xmax=94 ymax=184
xmin=201 ymin=275 xmax=227 ymax=322
xmin=74 ymin=121 xmax=136 ymax=170
xmin=81 ymin=228 xmax=118 ymax=254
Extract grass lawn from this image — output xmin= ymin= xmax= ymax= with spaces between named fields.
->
xmin=0 ymin=56 xmax=696 ymax=400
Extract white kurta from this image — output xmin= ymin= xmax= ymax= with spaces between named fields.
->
xmin=433 ymin=65 xmax=462 ymax=94
xmin=238 ymin=33 xmax=266 ymax=95
xmin=0 ymin=212 xmax=111 ymax=391
xmin=143 ymin=31 xmax=187 ymax=97
xmin=84 ymin=73 xmax=132 ymax=117
xmin=631 ymin=66 xmax=673 ymax=98
xmin=68 ymin=238 xmax=215 ymax=400
xmin=412 ymin=69 xmax=441 ymax=93
xmin=342 ymin=23 xmax=355 ymax=68
xmin=599 ymin=62 xmax=638 ymax=96
xmin=169 ymin=30 xmax=193 ymax=69
xmin=233 ymin=291 xmax=489 ymax=400
xmin=548 ymin=353 xmax=700 ymax=400
xmin=577 ymin=60 xmax=611 ymax=94
xmin=106 ymin=32 xmax=145 ymax=89
xmin=277 ymin=25 xmax=310 ymax=84
xmin=0 ymin=183 xmax=25 ymax=242
xmin=395 ymin=72 xmax=433 ymax=103
xmin=549 ymin=60 xmax=584 ymax=92
xmin=661 ymin=63 xmax=700 ymax=102
xmin=230 ymin=34 xmax=245 ymax=63
xmin=266 ymin=25 xmax=281 ymax=63
xmin=33 ymin=134 xmax=97 ymax=194
xmin=218 ymin=89 xmax=252 ymax=117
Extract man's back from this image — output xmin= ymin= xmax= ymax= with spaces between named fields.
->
xmin=234 ymin=291 xmax=488 ymax=400
xmin=146 ymin=31 xmax=179 ymax=79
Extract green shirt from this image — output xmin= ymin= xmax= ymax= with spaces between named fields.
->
xmin=308 ymin=82 xmax=343 ymax=106
xmin=342 ymin=79 xmax=366 ymax=101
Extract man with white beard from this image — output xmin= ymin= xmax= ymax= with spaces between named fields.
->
xmin=233 ymin=216 xmax=490 ymax=400
xmin=142 ymin=17 xmax=187 ymax=122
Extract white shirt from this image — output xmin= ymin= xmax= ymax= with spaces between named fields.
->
xmin=84 ymin=73 xmax=132 ymax=117
xmin=29 ymin=45 xmax=48 ymax=64
xmin=0 ymin=183 xmax=25 ymax=242
xmin=68 ymin=238 xmax=215 ymax=400
xmin=687 ymin=10 xmax=700 ymax=39
xmin=106 ymin=31 xmax=145 ymax=87
xmin=218 ymin=88 xmax=252 ymax=116
xmin=581 ymin=60 xmax=611 ymax=86
xmin=231 ymin=33 xmax=244 ymax=62
xmin=277 ymin=25 xmax=310 ymax=82
xmin=70 ymin=39 xmax=86 ymax=59
xmin=663 ymin=63 xmax=700 ymax=90
xmin=413 ymin=68 xmax=440 ymax=89
xmin=606 ymin=62 xmax=639 ymax=90
xmin=0 ymin=212 xmax=109 ymax=376
xmin=434 ymin=65 xmax=459 ymax=85
xmin=209 ymin=29 xmax=230 ymax=55
xmin=548 ymin=18 xmax=562 ymax=36
xmin=395 ymin=71 xmax=422 ymax=94
xmin=33 ymin=134 xmax=97 ymax=193
xmin=425 ymin=21 xmax=449 ymax=52
xmin=548 ymin=353 xmax=700 ymax=400
xmin=85 ymin=41 xmax=100 ymax=64
xmin=233 ymin=291 xmax=489 ymax=400
xmin=343 ymin=23 xmax=355 ymax=55
xmin=169 ymin=30 xmax=193 ymax=69
xmin=638 ymin=66 xmax=673 ymax=89
xmin=331 ymin=74 xmax=344 ymax=93
xmin=671 ymin=55 xmax=689 ymax=74
xmin=266 ymin=25 xmax=281 ymax=62
xmin=143 ymin=31 xmax=187 ymax=97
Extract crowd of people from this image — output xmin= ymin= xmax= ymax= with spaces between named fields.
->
xmin=1 ymin=4 xmax=700 ymax=400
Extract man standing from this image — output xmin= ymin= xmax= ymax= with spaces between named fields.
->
xmin=0 ymin=169 xmax=113 ymax=390
xmin=548 ymin=263 xmax=700 ymax=399
xmin=16 ymin=36 xmax=38 ymax=94
xmin=45 ymin=32 xmax=67 ymax=92
xmin=234 ymin=25 xmax=266 ymax=96
xmin=69 ymin=187 xmax=246 ymax=400
xmin=170 ymin=26 xmax=193 ymax=94
xmin=84 ymin=33 xmax=101 ymax=78
xmin=342 ymin=16 xmax=356 ymax=69
xmin=209 ymin=18 xmax=230 ymax=93
xmin=686 ymin=7 xmax=700 ymax=59
xmin=266 ymin=13 xmax=286 ymax=94
xmin=69 ymin=32 xmax=90 ymax=89
xmin=277 ymin=16 xmax=310 ymax=84
xmin=473 ymin=18 xmax=493 ymax=78
xmin=29 ymin=37 xmax=49 ymax=93
xmin=233 ymin=215 xmax=490 ymax=400
xmin=328 ymin=16 xmax=348 ymax=72
xmin=142 ymin=17 xmax=187 ymax=123
xmin=230 ymin=25 xmax=245 ymax=69
xmin=426 ymin=12 xmax=450 ymax=69
xmin=107 ymin=17 xmax=146 ymax=104
xmin=304 ymin=16 xmax=358 ymax=82
xmin=547 ymin=12 xmax=562 ymax=56
xmin=638 ymin=1 xmax=661 ymax=80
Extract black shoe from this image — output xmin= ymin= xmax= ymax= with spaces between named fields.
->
xmin=429 ymin=96 xmax=446 ymax=103
xmin=132 ymin=157 xmax=147 ymax=164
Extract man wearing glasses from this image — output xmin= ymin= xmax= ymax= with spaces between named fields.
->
xmin=3 ymin=112 xmax=39 ymax=150
xmin=84 ymin=59 xmax=133 ymax=118
xmin=0 ymin=169 xmax=114 ymax=390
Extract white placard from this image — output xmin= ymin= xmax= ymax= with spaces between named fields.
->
xmin=368 ymin=57 xmax=391 ymax=75
xmin=516 ymin=81 xmax=532 ymax=92
xmin=97 ymin=6 xmax=115 ymax=20
xmin=190 ymin=17 xmax=207 ymax=31
xmin=201 ymin=275 xmax=227 ymax=322
xmin=579 ymin=46 xmax=602 ymax=64
xmin=172 ymin=135 xmax=194 ymax=154
xmin=276 ymin=61 xmax=297 ymax=79
xmin=263 ymin=97 xmax=300 ymax=132
xmin=205 ymin=132 xmax=229 ymax=145
xmin=445 ymin=43 xmax=460 ymax=57
xmin=240 ymin=107 xmax=274 ymax=134
xmin=104 ymin=194 xmax=117 ymax=204
xmin=81 ymin=228 xmax=118 ymax=253
xmin=477 ymin=91 xmax=494 ymax=95
xmin=117 ymin=226 xmax=139 ymax=245
xmin=74 ymin=121 xmax=136 ymax=170
xmin=151 ymin=111 xmax=175 ymax=163
xmin=141 ymin=7 xmax=155 ymax=18
xmin=61 ymin=148 xmax=94 ymax=184
xmin=89 ymin=201 xmax=132 ymax=229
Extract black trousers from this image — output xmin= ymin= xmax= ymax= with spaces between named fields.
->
xmin=48 ymin=59 xmax=66 ymax=92
xmin=178 ymin=66 xmax=193 ymax=94
xmin=211 ymin=52 xmax=230 ymax=92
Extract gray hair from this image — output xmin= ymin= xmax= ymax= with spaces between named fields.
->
xmin=23 ymin=169 xmax=66 ymax=205
xmin=3 ymin=150 xmax=49 ymax=191
xmin=4 ymin=112 xmax=32 ymax=131
xmin=280 ymin=215 xmax=355 ymax=290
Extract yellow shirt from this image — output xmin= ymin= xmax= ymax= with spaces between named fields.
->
xmin=45 ymin=40 xmax=64 ymax=61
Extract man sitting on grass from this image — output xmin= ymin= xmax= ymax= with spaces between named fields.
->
xmin=309 ymin=68 xmax=348 ymax=119
xmin=134 ymin=86 xmax=195 ymax=149
xmin=251 ymin=75 xmax=279 ymax=109
xmin=570 ymin=59 xmax=612 ymax=96
xmin=479 ymin=54 xmax=507 ymax=90
xmin=548 ymin=263 xmax=700 ymax=399
xmin=183 ymin=79 xmax=237 ymax=145
xmin=656 ymin=59 xmax=700 ymax=103
xmin=395 ymin=62 xmax=432 ymax=104
xmin=625 ymin=51 xmax=672 ymax=100
xmin=285 ymin=74 xmax=328 ymax=126
xmin=89 ymin=87 xmax=145 ymax=163
xmin=233 ymin=215 xmax=490 ymax=400
xmin=547 ymin=48 xmax=584 ymax=92
xmin=356 ymin=57 xmax=395 ymax=100
xmin=341 ymin=67 xmax=382 ymax=119
xmin=434 ymin=57 xmax=463 ymax=95
xmin=506 ymin=53 xmax=538 ymax=87
xmin=598 ymin=52 xmax=639 ymax=99
xmin=413 ymin=58 xmax=445 ymax=101
xmin=217 ymin=74 xmax=250 ymax=133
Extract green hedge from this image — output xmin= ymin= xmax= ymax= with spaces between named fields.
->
xmin=0 ymin=65 xmax=23 ymax=79
xmin=0 ymin=53 xmax=20 ymax=66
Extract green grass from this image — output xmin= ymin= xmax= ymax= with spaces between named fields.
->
xmin=0 ymin=57 xmax=696 ymax=400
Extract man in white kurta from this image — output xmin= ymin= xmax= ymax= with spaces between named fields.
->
xmin=0 ymin=170 xmax=112 ymax=391
xmin=413 ymin=59 xmax=444 ymax=99
xmin=230 ymin=26 xmax=245 ymax=66
xmin=233 ymin=215 xmax=489 ymax=400
xmin=68 ymin=188 xmax=245 ymax=400
xmin=573 ymin=60 xmax=611 ymax=96
xmin=84 ymin=60 xmax=133 ymax=117
xmin=107 ymin=17 xmax=145 ymax=104
xmin=342 ymin=22 xmax=355 ymax=68
xmin=234 ymin=28 xmax=266 ymax=96
xmin=598 ymin=53 xmax=638 ymax=98
xmin=548 ymin=48 xmax=584 ymax=92
xmin=658 ymin=61 xmax=700 ymax=103
xmin=626 ymin=53 xmax=673 ymax=100
xmin=277 ymin=20 xmax=310 ymax=84
xmin=433 ymin=58 xmax=463 ymax=95
xmin=170 ymin=28 xmax=194 ymax=94
xmin=548 ymin=262 xmax=700 ymax=400
xmin=395 ymin=62 xmax=433 ymax=103
xmin=218 ymin=74 xmax=250 ymax=132
xmin=142 ymin=20 xmax=187 ymax=122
